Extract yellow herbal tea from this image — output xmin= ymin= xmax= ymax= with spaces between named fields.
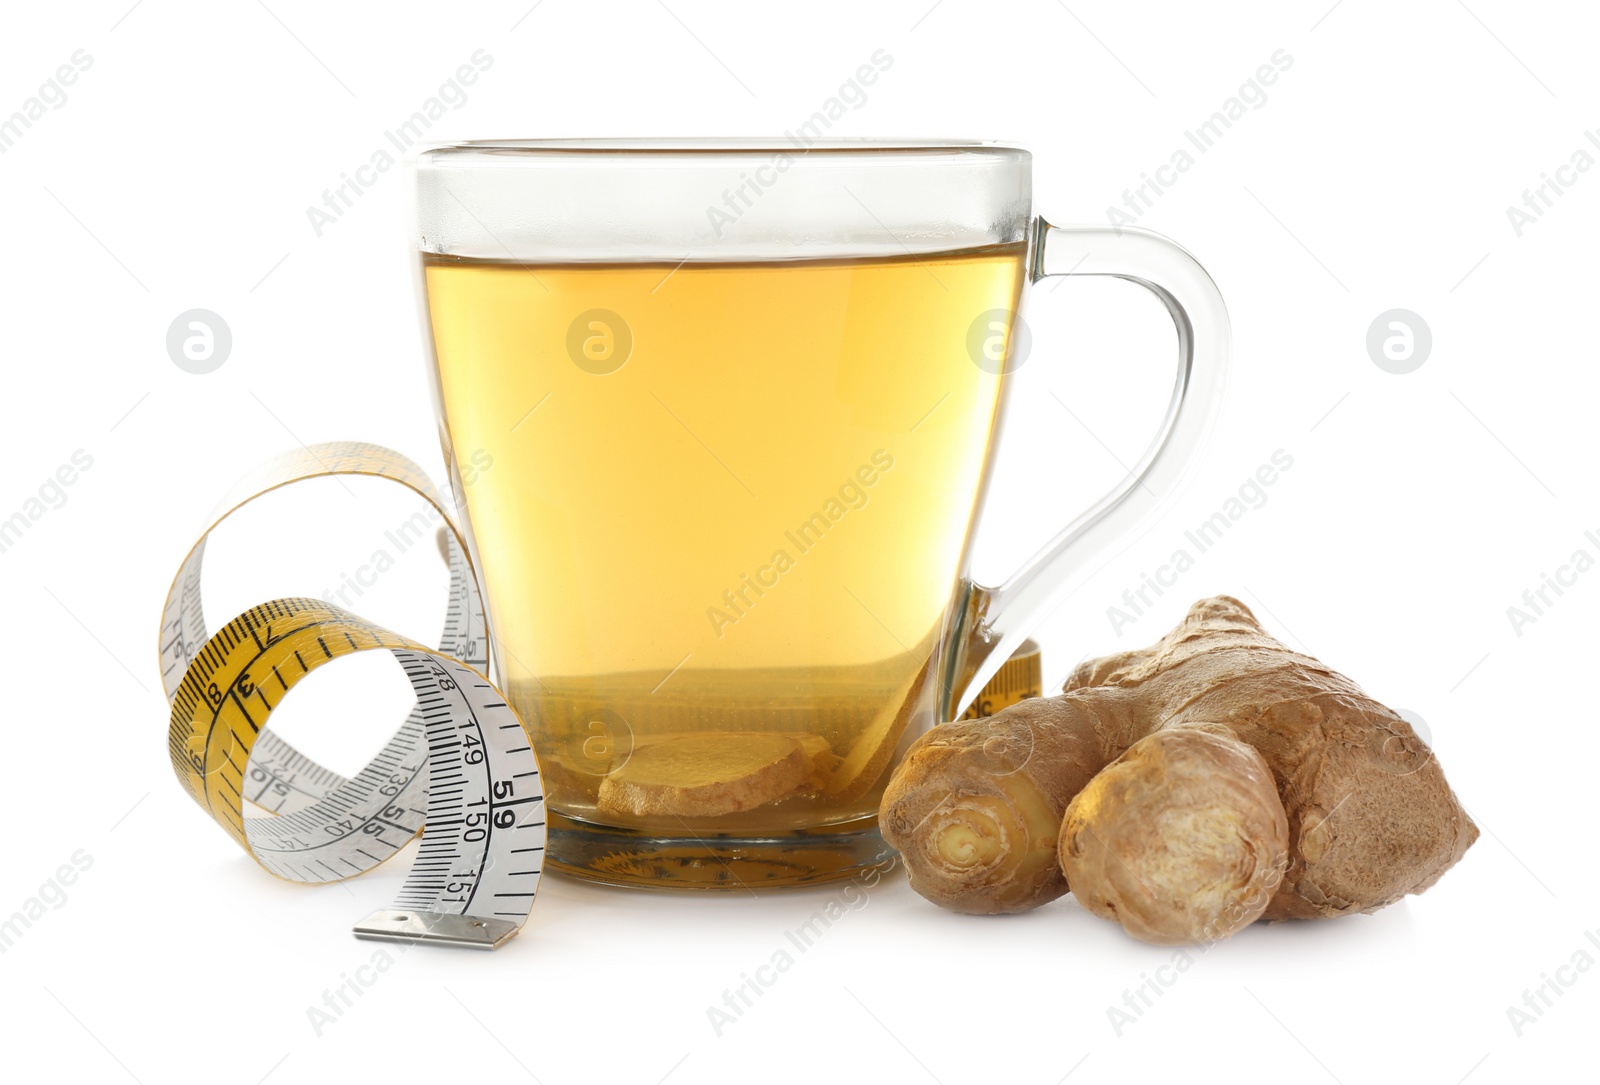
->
xmin=422 ymin=243 xmax=1025 ymax=834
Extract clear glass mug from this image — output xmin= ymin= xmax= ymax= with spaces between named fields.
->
xmin=412 ymin=139 xmax=1227 ymax=889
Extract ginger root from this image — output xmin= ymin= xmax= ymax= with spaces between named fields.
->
xmin=880 ymin=595 xmax=1477 ymax=942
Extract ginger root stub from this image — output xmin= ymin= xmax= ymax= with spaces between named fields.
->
xmin=1060 ymin=725 xmax=1289 ymax=943
xmin=880 ymin=595 xmax=1478 ymax=943
xmin=878 ymin=697 xmax=1115 ymax=913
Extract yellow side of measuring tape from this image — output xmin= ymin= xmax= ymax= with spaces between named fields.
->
xmin=160 ymin=442 xmax=545 ymax=949
xmin=959 ymin=639 xmax=1042 ymax=720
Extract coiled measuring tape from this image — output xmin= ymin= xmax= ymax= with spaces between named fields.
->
xmin=159 ymin=442 xmax=544 ymax=949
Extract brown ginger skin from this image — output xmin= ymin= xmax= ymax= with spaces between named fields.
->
xmin=880 ymin=696 xmax=1128 ymax=913
xmin=880 ymin=595 xmax=1477 ymax=942
xmin=1059 ymin=725 xmax=1288 ymax=943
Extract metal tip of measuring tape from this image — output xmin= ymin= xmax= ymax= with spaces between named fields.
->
xmin=353 ymin=909 xmax=520 ymax=950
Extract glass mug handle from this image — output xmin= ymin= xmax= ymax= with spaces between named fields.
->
xmin=944 ymin=220 xmax=1231 ymax=719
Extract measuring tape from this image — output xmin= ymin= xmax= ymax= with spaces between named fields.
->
xmin=959 ymin=638 xmax=1042 ymax=720
xmin=160 ymin=442 xmax=544 ymax=949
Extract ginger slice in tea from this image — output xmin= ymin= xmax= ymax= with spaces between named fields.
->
xmin=796 ymin=734 xmax=841 ymax=790
xmin=824 ymin=658 xmax=931 ymax=803
xmin=597 ymin=732 xmax=814 ymax=818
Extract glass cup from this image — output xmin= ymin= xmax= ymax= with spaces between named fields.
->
xmin=411 ymin=139 xmax=1227 ymax=889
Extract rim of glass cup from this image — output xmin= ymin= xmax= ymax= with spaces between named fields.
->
xmin=414 ymin=137 xmax=1029 ymax=162
xmin=411 ymin=138 xmax=1033 ymax=260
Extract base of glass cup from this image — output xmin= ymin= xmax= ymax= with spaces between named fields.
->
xmin=545 ymin=810 xmax=898 ymax=891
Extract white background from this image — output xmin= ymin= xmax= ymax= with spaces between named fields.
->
xmin=1 ymin=1 xmax=1594 ymax=1082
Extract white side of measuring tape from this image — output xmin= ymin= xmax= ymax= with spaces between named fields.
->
xmin=160 ymin=442 xmax=544 ymax=949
